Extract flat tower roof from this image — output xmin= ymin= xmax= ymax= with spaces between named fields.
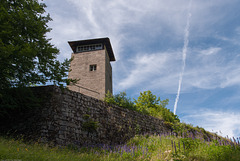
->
xmin=68 ymin=37 xmax=115 ymax=61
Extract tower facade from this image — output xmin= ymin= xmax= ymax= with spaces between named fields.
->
xmin=67 ymin=38 xmax=115 ymax=100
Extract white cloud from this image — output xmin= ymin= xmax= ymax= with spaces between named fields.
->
xmin=116 ymin=50 xmax=182 ymax=92
xmin=220 ymin=67 xmax=240 ymax=88
xmin=199 ymin=47 xmax=221 ymax=56
xmin=217 ymin=36 xmax=240 ymax=46
xmin=43 ymin=0 xmax=240 ymax=63
xmin=43 ymin=0 xmax=240 ymax=93
xmin=116 ymin=46 xmax=240 ymax=94
xmin=182 ymin=109 xmax=240 ymax=137
xmin=180 ymin=47 xmax=240 ymax=91
xmin=41 ymin=0 xmax=240 ymax=138
xmin=236 ymin=26 xmax=240 ymax=35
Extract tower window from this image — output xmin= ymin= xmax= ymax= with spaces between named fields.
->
xmin=90 ymin=64 xmax=97 ymax=71
xmin=76 ymin=44 xmax=102 ymax=52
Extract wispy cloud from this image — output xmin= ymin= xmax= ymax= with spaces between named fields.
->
xmin=236 ymin=26 xmax=240 ymax=35
xmin=116 ymin=46 xmax=240 ymax=94
xmin=44 ymin=0 xmax=240 ymax=93
xmin=45 ymin=0 xmax=231 ymax=58
xmin=199 ymin=47 xmax=221 ymax=56
xmin=43 ymin=0 xmax=240 ymax=137
xmin=116 ymin=51 xmax=174 ymax=90
xmin=217 ymin=36 xmax=240 ymax=46
xmin=185 ymin=48 xmax=240 ymax=90
xmin=182 ymin=109 xmax=240 ymax=137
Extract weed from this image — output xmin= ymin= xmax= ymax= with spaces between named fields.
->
xmin=0 ymin=134 xmax=240 ymax=161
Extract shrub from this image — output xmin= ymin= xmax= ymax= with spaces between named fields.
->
xmin=0 ymin=87 xmax=42 ymax=135
xmin=104 ymin=91 xmax=136 ymax=110
xmin=105 ymin=90 xmax=179 ymax=124
xmin=134 ymin=90 xmax=179 ymax=123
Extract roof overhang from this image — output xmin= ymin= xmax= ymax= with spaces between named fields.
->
xmin=68 ymin=37 xmax=115 ymax=61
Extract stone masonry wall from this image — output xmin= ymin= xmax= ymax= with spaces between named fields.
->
xmin=28 ymin=86 xmax=171 ymax=146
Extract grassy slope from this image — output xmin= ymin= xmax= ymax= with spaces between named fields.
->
xmin=1 ymin=134 xmax=240 ymax=161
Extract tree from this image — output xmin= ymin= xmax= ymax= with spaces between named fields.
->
xmin=0 ymin=0 xmax=71 ymax=92
xmin=134 ymin=91 xmax=161 ymax=109
xmin=134 ymin=91 xmax=179 ymax=123
xmin=104 ymin=91 xmax=136 ymax=110
xmin=134 ymin=90 xmax=168 ymax=114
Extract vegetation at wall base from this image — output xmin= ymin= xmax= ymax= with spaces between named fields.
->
xmin=0 ymin=89 xmax=239 ymax=160
xmin=82 ymin=114 xmax=99 ymax=134
xmin=1 ymin=134 xmax=240 ymax=161
xmin=0 ymin=86 xmax=57 ymax=140
xmin=0 ymin=87 xmax=42 ymax=135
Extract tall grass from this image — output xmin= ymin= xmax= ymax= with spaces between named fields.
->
xmin=1 ymin=134 xmax=240 ymax=161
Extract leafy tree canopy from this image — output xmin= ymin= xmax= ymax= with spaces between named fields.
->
xmin=134 ymin=90 xmax=167 ymax=109
xmin=105 ymin=90 xmax=180 ymax=123
xmin=105 ymin=91 xmax=135 ymax=110
xmin=134 ymin=91 xmax=179 ymax=123
xmin=0 ymin=0 xmax=71 ymax=92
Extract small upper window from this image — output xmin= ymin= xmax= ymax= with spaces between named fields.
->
xmin=90 ymin=64 xmax=97 ymax=71
xmin=95 ymin=44 xmax=102 ymax=50
xmin=76 ymin=44 xmax=102 ymax=52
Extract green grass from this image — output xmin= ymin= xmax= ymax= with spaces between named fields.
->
xmin=0 ymin=135 xmax=240 ymax=161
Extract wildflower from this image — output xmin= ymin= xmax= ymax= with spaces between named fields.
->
xmin=25 ymin=148 xmax=28 ymax=151
xmin=17 ymin=148 xmax=19 ymax=152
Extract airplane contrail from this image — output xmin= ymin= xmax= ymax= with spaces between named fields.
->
xmin=174 ymin=0 xmax=192 ymax=115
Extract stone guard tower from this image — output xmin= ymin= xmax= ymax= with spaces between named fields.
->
xmin=67 ymin=37 xmax=115 ymax=100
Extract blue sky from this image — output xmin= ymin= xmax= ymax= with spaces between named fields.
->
xmin=43 ymin=0 xmax=240 ymax=138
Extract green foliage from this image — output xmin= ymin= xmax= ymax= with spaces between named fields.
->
xmin=104 ymin=91 xmax=136 ymax=110
xmin=1 ymin=134 xmax=240 ymax=161
xmin=114 ymin=92 xmax=135 ymax=109
xmin=105 ymin=90 xmax=180 ymax=124
xmin=205 ymin=144 xmax=237 ymax=161
xmin=134 ymin=90 xmax=180 ymax=123
xmin=171 ymin=122 xmax=215 ymax=141
xmin=82 ymin=114 xmax=98 ymax=133
xmin=159 ymin=106 xmax=180 ymax=123
xmin=134 ymin=90 xmax=161 ymax=110
xmin=135 ymin=124 xmax=141 ymax=134
xmin=82 ymin=121 xmax=98 ymax=133
xmin=104 ymin=91 xmax=116 ymax=104
xmin=172 ymin=122 xmax=193 ymax=136
xmin=0 ymin=87 xmax=42 ymax=134
xmin=0 ymin=0 xmax=72 ymax=91
xmin=180 ymin=137 xmax=200 ymax=151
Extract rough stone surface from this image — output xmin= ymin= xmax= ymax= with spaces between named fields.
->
xmin=67 ymin=48 xmax=113 ymax=100
xmin=28 ymin=86 xmax=170 ymax=146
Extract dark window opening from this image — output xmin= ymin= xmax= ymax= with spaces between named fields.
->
xmin=90 ymin=64 xmax=97 ymax=71
xmin=76 ymin=44 xmax=102 ymax=52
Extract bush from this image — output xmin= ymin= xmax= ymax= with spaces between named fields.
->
xmin=104 ymin=91 xmax=136 ymax=110
xmin=0 ymin=87 xmax=42 ymax=135
xmin=105 ymin=90 xmax=179 ymax=124
xmin=134 ymin=91 xmax=179 ymax=123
